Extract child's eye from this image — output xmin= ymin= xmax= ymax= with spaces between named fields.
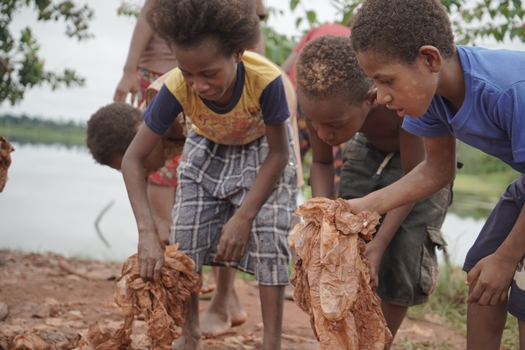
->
xmin=330 ymin=122 xmax=348 ymax=128
xmin=204 ymin=72 xmax=217 ymax=78
xmin=380 ymin=80 xmax=392 ymax=85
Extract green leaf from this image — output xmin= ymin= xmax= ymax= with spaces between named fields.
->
xmin=306 ymin=10 xmax=317 ymax=24
xmin=290 ymin=0 xmax=300 ymax=11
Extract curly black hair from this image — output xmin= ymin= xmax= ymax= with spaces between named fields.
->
xmin=296 ymin=35 xmax=373 ymax=106
xmin=147 ymin=0 xmax=260 ymax=56
xmin=350 ymin=0 xmax=455 ymax=64
xmin=86 ymin=102 xmax=142 ymax=166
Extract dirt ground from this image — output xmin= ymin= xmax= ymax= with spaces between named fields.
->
xmin=0 ymin=249 xmax=467 ymax=349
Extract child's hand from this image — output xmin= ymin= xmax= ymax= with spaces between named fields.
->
xmin=138 ymin=233 xmax=166 ymax=281
xmin=156 ymin=219 xmax=171 ymax=247
xmin=345 ymin=198 xmax=367 ymax=215
xmin=466 ymin=252 xmax=515 ymax=306
xmin=365 ymin=241 xmax=383 ymax=291
xmin=214 ymin=214 xmax=253 ymax=262
xmin=113 ymin=71 xmax=139 ymax=105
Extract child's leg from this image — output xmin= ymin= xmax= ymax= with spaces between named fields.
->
xmin=146 ymin=183 xmax=175 ymax=245
xmin=466 ymin=295 xmax=507 ymax=350
xmin=172 ymin=291 xmax=204 ymax=350
xmin=381 ymin=302 xmax=408 ymax=341
xmin=259 ymin=284 xmax=285 ymax=350
xmin=200 ymin=266 xmax=247 ymax=338
xmin=519 ymin=318 xmax=525 ymax=350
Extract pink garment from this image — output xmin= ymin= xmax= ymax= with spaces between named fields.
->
xmin=288 ymin=24 xmax=351 ymax=88
xmin=137 ymin=34 xmax=177 ymax=74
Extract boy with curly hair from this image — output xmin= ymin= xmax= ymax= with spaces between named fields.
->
xmin=348 ymin=0 xmax=525 ymax=348
xmin=295 ymin=34 xmax=451 ymax=346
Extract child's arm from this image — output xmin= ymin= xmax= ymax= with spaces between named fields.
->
xmin=466 ymin=204 xmax=525 ymax=305
xmin=306 ymin=119 xmax=335 ymax=198
xmin=122 ymin=123 xmax=166 ymax=280
xmin=365 ymin=128 xmax=426 ymax=289
xmin=214 ymin=122 xmax=290 ymax=262
xmin=346 ymin=133 xmax=456 ymax=215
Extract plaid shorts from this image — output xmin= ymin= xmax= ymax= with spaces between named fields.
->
xmin=170 ymin=125 xmax=298 ymax=285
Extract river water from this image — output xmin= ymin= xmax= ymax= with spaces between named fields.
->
xmin=0 ymin=143 xmax=492 ymax=266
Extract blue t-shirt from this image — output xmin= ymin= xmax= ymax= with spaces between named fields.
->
xmin=403 ymin=46 xmax=525 ymax=173
xmin=143 ymin=51 xmax=290 ymax=146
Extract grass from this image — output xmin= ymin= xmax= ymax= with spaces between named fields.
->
xmin=395 ymin=338 xmax=458 ymax=350
xmin=453 ymin=172 xmax=519 ymax=199
xmin=406 ymin=263 xmax=519 ymax=349
xmin=202 ymin=265 xmax=255 ymax=282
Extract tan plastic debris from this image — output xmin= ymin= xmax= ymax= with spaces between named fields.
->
xmin=0 ymin=135 xmax=14 ymax=192
xmin=289 ymin=197 xmax=392 ymax=350
xmin=81 ymin=244 xmax=201 ymax=350
xmin=11 ymin=333 xmax=51 ymax=350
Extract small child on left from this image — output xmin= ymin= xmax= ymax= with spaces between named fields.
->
xmin=0 ymin=136 xmax=15 ymax=192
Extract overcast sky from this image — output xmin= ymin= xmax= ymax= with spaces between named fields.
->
xmin=3 ymin=0 xmax=524 ymax=123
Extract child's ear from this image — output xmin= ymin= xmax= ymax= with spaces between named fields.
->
xmin=365 ymin=87 xmax=379 ymax=109
xmin=234 ymin=48 xmax=246 ymax=63
xmin=417 ymin=45 xmax=442 ymax=73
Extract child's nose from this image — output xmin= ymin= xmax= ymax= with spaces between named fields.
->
xmin=376 ymin=88 xmax=392 ymax=105
xmin=192 ymin=78 xmax=209 ymax=93
xmin=317 ymin=125 xmax=335 ymax=143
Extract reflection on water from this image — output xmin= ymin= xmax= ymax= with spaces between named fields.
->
xmin=0 ymin=143 xmax=138 ymax=262
xmin=440 ymin=213 xmax=486 ymax=267
xmin=0 ymin=143 xmax=492 ymax=266
xmin=449 ymin=191 xmax=498 ymax=220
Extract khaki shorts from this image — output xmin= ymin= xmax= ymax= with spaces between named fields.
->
xmin=339 ymin=133 xmax=452 ymax=306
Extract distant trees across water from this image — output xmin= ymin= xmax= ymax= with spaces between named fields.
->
xmin=0 ymin=113 xmax=86 ymax=147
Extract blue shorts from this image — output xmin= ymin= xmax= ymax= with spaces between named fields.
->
xmin=170 ymin=126 xmax=298 ymax=286
xmin=463 ymin=174 xmax=525 ymax=320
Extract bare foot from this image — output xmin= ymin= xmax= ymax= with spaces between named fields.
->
xmin=171 ymin=333 xmax=204 ymax=350
xmin=200 ymin=308 xmax=232 ymax=338
xmin=199 ymin=279 xmax=216 ymax=300
xmin=230 ymin=288 xmax=247 ymax=327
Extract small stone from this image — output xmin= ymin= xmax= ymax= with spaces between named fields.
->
xmin=0 ymin=301 xmax=9 ymax=321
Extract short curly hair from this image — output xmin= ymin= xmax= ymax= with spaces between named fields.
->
xmin=296 ymin=35 xmax=373 ymax=106
xmin=350 ymin=0 xmax=455 ymax=64
xmin=147 ymin=0 xmax=260 ymax=57
xmin=86 ymin=102 xmax=142 ymax=166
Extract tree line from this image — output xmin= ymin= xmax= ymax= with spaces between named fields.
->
xmin=0 ymin=113 xmax=85 ymax=131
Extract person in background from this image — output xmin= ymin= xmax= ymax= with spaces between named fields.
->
xmin=349 ymin=0 xmax=525 ymax=348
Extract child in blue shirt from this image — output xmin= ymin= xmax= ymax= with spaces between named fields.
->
xmin=121 ymin=0 xmax=298 ymax=349
xmin=348 ymin=0 xmax=525 ymax=348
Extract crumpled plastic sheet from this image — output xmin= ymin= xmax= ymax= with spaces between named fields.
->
xmin=11 ymin=333 xmax=52 ymax=350
xmin=79 ymin=244 xmax=201 ymax=350
xmin=289 ymin=197 xmax=392 ymax=350
xmin=0 ymin=136 xmax=14 ymax=192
